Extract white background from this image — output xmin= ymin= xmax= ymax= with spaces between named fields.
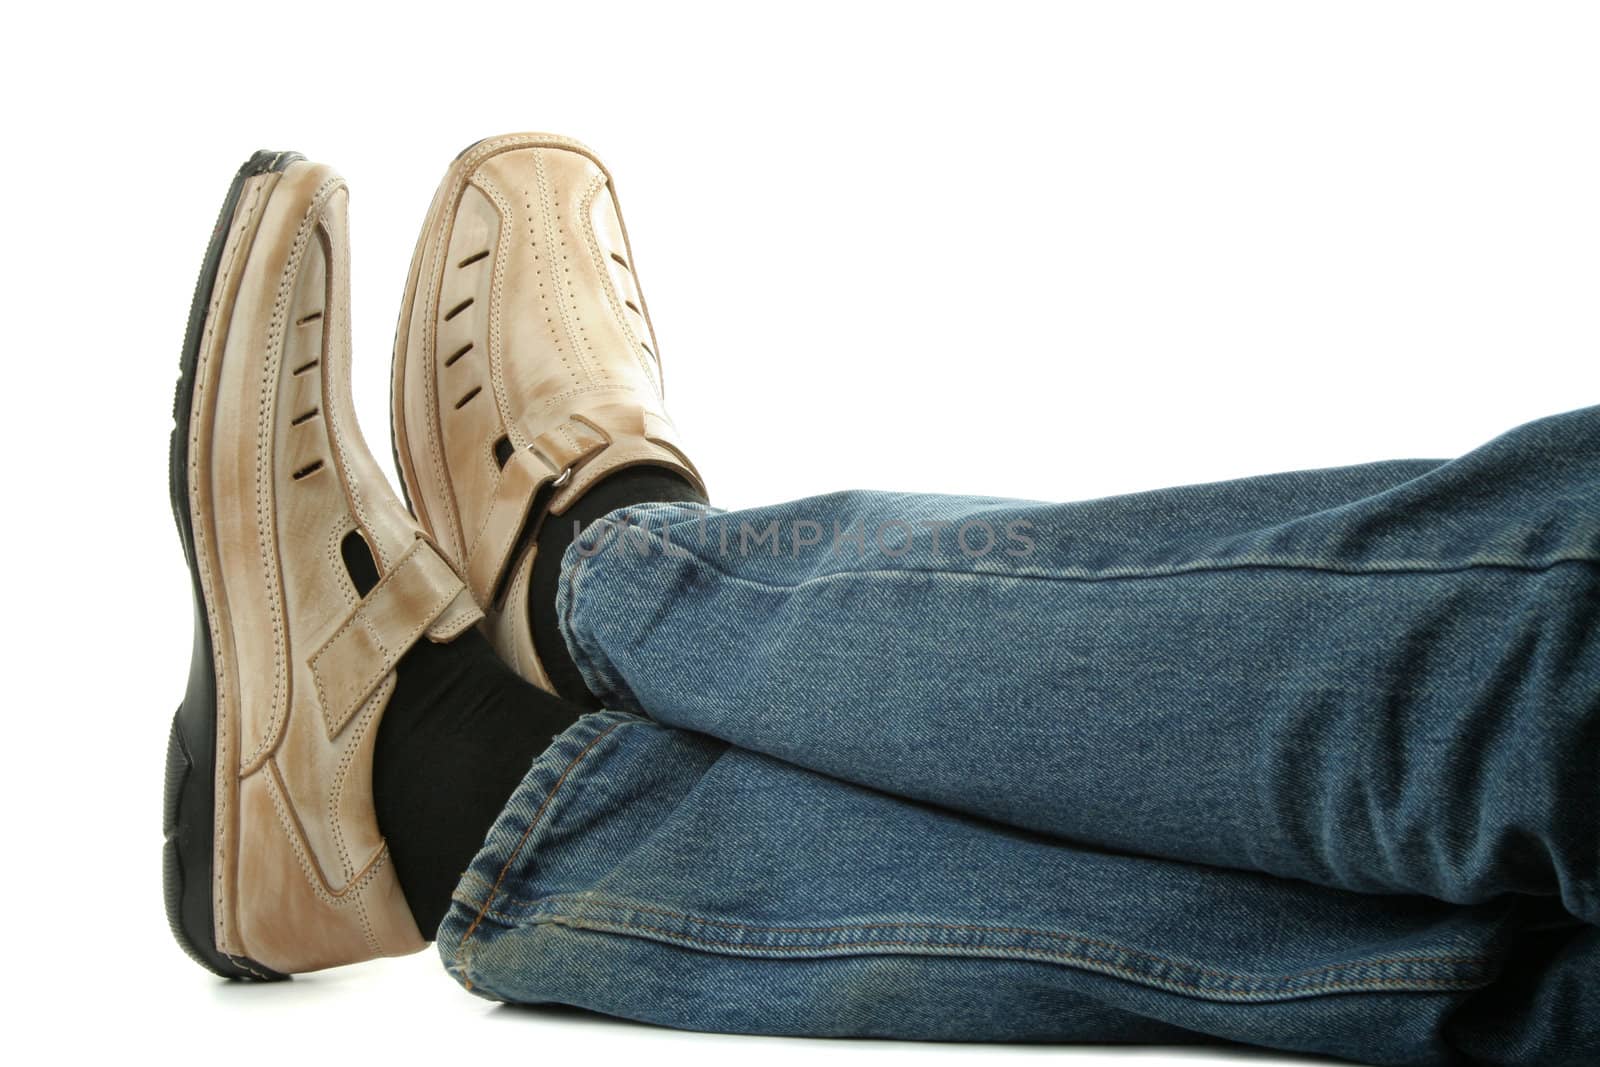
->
xmin=3 ymin=2 xmax=1595 ymax=1063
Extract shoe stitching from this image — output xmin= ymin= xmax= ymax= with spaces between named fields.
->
xmin=224 ymin=953 xmax=276 ymax=981
xmin=578 ymin=170 xmax=661 ymax=395
xmin=259 ymin=758 xmax=394 ymax=904
xmin=192 ymin=177 xmax=269 ymax=950
xmin=466 ymin=172 xmax=517 ymax=457
xmin=328 ymin=675 xmax=393 ymax=953
xmin=309 ymin=538 xmax=462 ymax=731
xmin=460 ymin=452 xmax=547 ymax=603
xmin=325 ymin=520 xmax=360 ymax=609
xmin=417 ymin=166 xmax=465 ymax=560
xmin=532 ymin=148 xmax=598 ymax=385
xmin=314 ymin=193 xmax=390 ymax=573
xmin=241 ymin=172 xmax=345 ymax=774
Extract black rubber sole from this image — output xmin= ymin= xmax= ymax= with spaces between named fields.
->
xmin=164 ymin=150 xmax=303 ymax=982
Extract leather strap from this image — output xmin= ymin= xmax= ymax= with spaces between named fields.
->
xmin=310 ymin=537 xmax=483 ymax=738
xmin=463 ymin=416 xmax=608 ymax=607
xmin=482 ymin=541 xmax=556 ymax=692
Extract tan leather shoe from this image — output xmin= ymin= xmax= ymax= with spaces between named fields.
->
xmin=165 ymin=152 xmax=482 ymax=978
xmin=391 ymin=134 xmax=705 ymax=690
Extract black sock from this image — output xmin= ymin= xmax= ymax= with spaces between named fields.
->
xmin=373 ymin=628 xmax=586 ymax=937
xmin=372 ymin=467 xmax=706 ymax=936
xmin=530 ymin=467 xmax=708 ymax=706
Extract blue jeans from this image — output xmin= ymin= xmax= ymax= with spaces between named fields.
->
xmin=436 ymin=406 xmax=1599 ymax=1065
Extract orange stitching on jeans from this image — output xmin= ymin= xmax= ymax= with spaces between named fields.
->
xmin=456 ymin=884 xmax=1493 ymax=986
xmin=521 ymin=915 xmax=1490 ymax=1000
xmin=453 ymin=722 xmax=623 ymax=988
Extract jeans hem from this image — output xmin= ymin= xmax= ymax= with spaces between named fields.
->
xmin=437 ymin=701 xmax=1504 ymax=1008
xmin=554 ymin=509 xmax=685 ymax=713
xmin=446 ymin=883 xmax=1499 ymax=1005
xmin=437 ymin=709 xmax=642 ymax=998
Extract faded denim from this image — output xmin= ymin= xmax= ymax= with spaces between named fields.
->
xmin=437 ymin=405 xmax=1600 ymax=1065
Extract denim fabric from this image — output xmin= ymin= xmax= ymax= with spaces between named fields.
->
xmin=438 ymin=405 xmax=1600 ymax=1063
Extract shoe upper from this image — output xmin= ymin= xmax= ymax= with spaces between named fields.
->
xmin=392 ymin=134 xmax=704 ymax=688
xmin=192 ymin=160 xmax=481 ymax=972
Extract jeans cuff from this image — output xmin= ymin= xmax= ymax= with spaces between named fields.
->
xmin=554 ymin=501 xmax=711 ymax=711
xmin=435 ymin=709 xmax=642 ymax=997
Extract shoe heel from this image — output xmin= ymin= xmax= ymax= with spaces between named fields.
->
xmin=163 ymin=709 xmax=285 ymax=981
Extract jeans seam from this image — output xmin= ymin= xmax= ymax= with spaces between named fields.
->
xmin=496 ymin=910 xmax=1493 ymax=1003
xmin=623 ymin=541 xmax=1600 ymax=594
xmin=456 ymin=879 xmax=1490 ymax=980
xmin=451 ymin=719 xmax=626 ymax=991
xmin=456 ymin=887 xmax=1495 ymax=1001
xmin=558 ymin=529 xmax=644 ymax=710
